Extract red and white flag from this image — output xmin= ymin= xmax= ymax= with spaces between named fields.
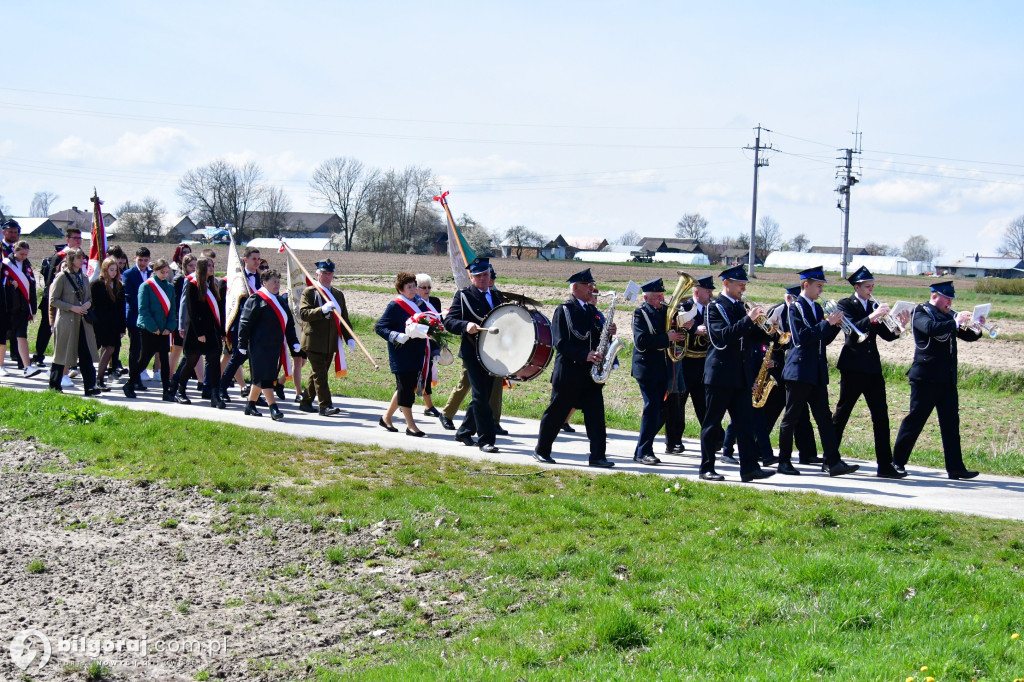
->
xmin=87 ymin=189 xmax=107 ymax=282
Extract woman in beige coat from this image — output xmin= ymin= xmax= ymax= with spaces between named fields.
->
xmin=48 ymin=248 xmax=100 ymax=395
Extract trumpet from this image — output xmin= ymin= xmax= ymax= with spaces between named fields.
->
xmin=869 ymin=295 xmax=910 ymax=339
xmin=951 ymin=310 xmax=999 ymax=338
xmin=822 ymin=299 xmax=868 ymax=343
xmin=741 ymin=295 xmax=790 ymax=342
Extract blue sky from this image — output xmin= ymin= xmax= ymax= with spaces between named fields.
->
xmin=2 ymin=1 xmax=1022 ymax=256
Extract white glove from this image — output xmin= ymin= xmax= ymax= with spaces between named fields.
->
xmin=347 ymin=338 xmax=356 ymax=350
xmin=292 ymin=343 xmax=301 ymax=353
xmin=238 ymin=348 xmax=247 ymax=355
xmin=405 ymin=323 xmax=430 ymax=340
xmin=395 ymin=333 xmax=409 ymax=345
xmin=321 ymin=302 xmax=336 ymax=315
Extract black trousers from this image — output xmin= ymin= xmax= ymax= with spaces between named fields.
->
xmin=893 ymin=380 xmax=967 ymax=473
xmin=678 ymin=358 xmax=707 ymax=432
xmin=457 ymin=356 xmax=497 ymax=446
xmin=636 ymin=375 xmax=669 ymax=457
xmin=131 ymin=331 xmax=170 ymax=391
xmin=537 ymin=368 xmax=606 ymax=459
xmin=722 ymin=378 xmax=817 ymax=460
xmin=178 ymin=343 xmax=221 ymax=398
xmin=699 ymin=384 xmax=760 ymax=477
xmin=220 ymin=326 xmax=245 ymax=392
xmin=127 ymin=324 xmax=143 ymax=375
xmin=832 ymin=370 xmax=894 ymax=466
xmin=663 ymin=392 xmax=684 ymax=449
xmin=778 ymin=381 xmax=840 ymax=467
xmin=32 ymin=295 xmax=51 ymax=362
xmin=48 ymin=320 xmax=96 ymax=391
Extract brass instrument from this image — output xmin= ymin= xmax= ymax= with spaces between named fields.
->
xmin=950 ymin=309 xmax=999 ymax=338
xmin=751 ymin=340 xmax=777 ymax=408
xmin=741 ymin=295 xmax=789 ymax=341
xmin=822 ymin=299 xmax=868 ymax=343
xmin=591 ymin=292 xmax=624 ymax=383
xmin=869 ymin=294 xmax=910 ymax=338
xmin=665 ymin=271 xmax=697 ymax=363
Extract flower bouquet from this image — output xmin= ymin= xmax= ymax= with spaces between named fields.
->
xmin=405 ymin=312 xmax=455 ymax=363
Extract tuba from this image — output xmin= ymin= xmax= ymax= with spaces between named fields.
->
xmin=665 ymin=271 xmax=697 ymax=363
xmin=591 ymin=292 xmax=623 ymax=383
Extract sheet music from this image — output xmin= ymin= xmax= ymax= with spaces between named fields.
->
xmin=890 ymin=300 xmax=915 ymax=319
xmin=677 ymin=306 xmax=699 ymax=324
xmin=622 ymin=280 xmax=641 ymax=303
xmin=972 ymin=303 xmax=991 ymax=324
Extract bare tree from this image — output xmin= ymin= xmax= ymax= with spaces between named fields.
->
xmin=755 ymin=215 xmax=782 ymax=260
xmin=790 ymin=233 xmax=810 ymax=252
xmin=454 ymin=213 xmax=495 ymax=256
xmin=615 ymin=229 xmax=642 ymax=246
xmin=253 ymin=185 xmax=292 ymax=238
xmin=177 ymin=159 xmax=264 ymax=238
xmin=309 ymin=157 xmax=379 ymax=251
xmin=361 ymin=166 xmax=439 ymax=253
xmin=675 ymin=213 xmax=709 ymax=242
xmin=114 ymin=197 xmax=165 ymax=243
xmin=503 ymin=225 xmax=545 ymax=260
xmin=999 ymin=215 xmax=1024 ymax=261
xmin=902 ymin=234 xmax=940 ymax=262
xmin=29 ymin=191 xmax=60 ymax=218
xmin=863 ymin=241 xmax=900 ymax=257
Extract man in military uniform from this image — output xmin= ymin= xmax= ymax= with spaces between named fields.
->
xmin=535 ymin=268 xmax=614 ymax=467
xmin=892 ymin=281 xmax=982 ymax=480
xmin=443 ymin=257 xmax=500 ymax=453
xmin=297 ymin=259 xmax=353 ymax=417
xmin=831 ymin=266 xmax=908 ymax=478
xmin=698 ymin=265 xmax=775 ymax=483
xmin=631 ymin=278 xmax=687 ymax=464
xmin=776 ymin=266 xmax=859 ymax=477
xmin=664 ymin=275 xmax=714 ymax=454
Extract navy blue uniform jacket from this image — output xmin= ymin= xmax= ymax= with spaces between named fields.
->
xmin=704 ymin=295 xmax=761 ymax=388
xmin=782 ymin=296 xmax=840 ymax=385
xmin=907 ymin=302 xmax=980 ymax=385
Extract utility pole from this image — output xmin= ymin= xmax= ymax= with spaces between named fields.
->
xmin=836 ymin=131 xmax=862 ymax=280
xmin=745 ymin=125 xmax=772 ymax=278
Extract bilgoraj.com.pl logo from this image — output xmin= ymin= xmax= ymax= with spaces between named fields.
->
xmin=9 ymin=629 xmax=51 ymax=671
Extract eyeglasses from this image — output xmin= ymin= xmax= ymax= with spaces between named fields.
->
xmin=417 ymin=285 xmax=431 ymax=290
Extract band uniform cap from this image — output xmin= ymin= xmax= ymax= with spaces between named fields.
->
xmin=798 ymin=266 xmax=827 ymax=282
xmin=930 ymin=280 xmax=956 ymax=299
xmin=719 ymin=265 xmax=748 ymax=282
xmin=847 ymin=265 xmax=873 ymax=286
xmin=567 ymin=268 xmax=595 ymax=284
xmin=466 ymin=257 xmax=491 ymax=275
xmin=695 ymin=275 xmax=716 ymax=290
xmin=785 ymin=284 xmax=802 ymax=297
xmin=315 ymin=259 xmax=335 ymax=273
xmin=1 ymin=218 xmax=20 ymax=231
xmin=640 ymin=278 xmax=665 ymax=293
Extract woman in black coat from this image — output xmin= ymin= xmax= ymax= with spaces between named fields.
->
xmin=374 ymin=271 xmax=429 ymax=436
xmin=414 ymin=273 xmax=444 ymax=417
xmin=174 ymin=257 xmax=225 ymax=408
xmin=89 ymin=256 xmax=127 ymax=390
xmin=238 ymin=268 xmax=299 ymax=421
xmin=169 ymin=253 xmax=196 ymax=387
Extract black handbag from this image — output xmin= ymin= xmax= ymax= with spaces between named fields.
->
xmin=66 ymin=272 xmax=98 ymax=324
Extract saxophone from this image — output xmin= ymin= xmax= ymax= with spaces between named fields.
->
xmin=591 ymin=292 xmax=623 ymax=384
xmin=751 ymin=340 xmax=777 ymax=408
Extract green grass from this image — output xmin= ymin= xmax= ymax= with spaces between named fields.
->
xmin=3 ymin=391 xmax=1024 ymax=679
xmin=26 ymin=559 xmax=46 ymax=574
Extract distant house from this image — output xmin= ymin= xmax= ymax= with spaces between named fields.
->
xmin=538 ymin=235 xmax=573 ymax=260
xmin=809 ymin=245 xmax=870 ymax=256
xmin=248 ymin=212 xmax=343 ymax=238
xmin=13 ymin=217 xmax=63 ymax=239
xmin=108 ymin=214 xmax=197 ymax=242
xmin=48 ymin=206 xmax=115 ymax=233
xmin=720 ymin=248 xmax=764 ymax=267
xmin=562 ymin=236 xmax=608 ymax=252
xmin=935 ymin=255 xmax=1024 ymax=279
xmin=638 ymin=237 xmax=705 ymax=255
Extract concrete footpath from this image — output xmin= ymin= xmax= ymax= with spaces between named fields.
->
xmin=4 ymin=371 xmax=1024 ymax=523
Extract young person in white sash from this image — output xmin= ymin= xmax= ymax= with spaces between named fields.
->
xmin=1 ymin=241 xmax=42 ymax=379
xmin=174 ymin=257 xmax=226 ymax=409
xmin=123 ymin=258 xmax=177 ymax=401
xmin=238 ymin=268 xmax=300 ymax=421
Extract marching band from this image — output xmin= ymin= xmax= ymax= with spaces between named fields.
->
xmin=0 ymin=216 xmax=995 ymax=483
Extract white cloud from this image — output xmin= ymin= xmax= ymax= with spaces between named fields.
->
xmin=0 ymin=140 xmax=16 ymax=156
xmin=696 ymin=182 xmax=733 ymax=199
xmin=761 ymin=181 xmax=819 ymax=205
xmin=49 ymin=127 xmax=197 ymax=167
xmin=858 ymin=178 xmax=944 ymax=212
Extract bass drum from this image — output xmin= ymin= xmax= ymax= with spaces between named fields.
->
xmin=477 ymin=304 xmax=553 ymax=381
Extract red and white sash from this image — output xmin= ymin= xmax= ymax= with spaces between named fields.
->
xmin=256 ymin=287 xmax=293 ymax=379
xmin=144 ymin=277 xmax=171 ymax=319
xmin=4 ymin=257 xmax=32 ymax=305
xmin=419 ymin=297 xmax=442 ymax=387
xmin=315 ymin=284 xmax=348 ymax=378
xmin=187 ymin=274 xmax=222 ymax=328
xmin=393 ymin=295 xmax=431 ymax=389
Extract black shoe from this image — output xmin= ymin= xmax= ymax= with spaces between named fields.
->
xmin=320 ymin=406 xmax=342 ymax=417
xmin=256 ymin=396 xmax=269 ymax=407
xmin=96 ymin=381 xmax=111 ymax=392
xmin=174 ymin=393 xmax=191 ymax=405
xmin=240 ymin=385 xmax=249 ymax=400
xmin=455 ymin=434 xmax=476 ymax=447
xmin=201 ymin=389 xmax=212 ymax=400
xmin=560 ymin=423 xmax=575 ymax=433
xmin=162 ymin=391 xmax=176 ymax=402
xmin=741 ymin=468 xmax=776 ymax=483
xmin=634 ymin=454 xmax=659 ymax=466
xmin=665 ymin=444 xmax=685 ymax=454
xmin=762 ymin=455 xmax=780 ymax=467
xmin=777 ymin=462 xmax=801 ymax=476
xmin=589 ymin=459 xmax=615 ymax=468
xmin=828 ymin=461 xmax=860 ymax=477
xmin=32 ymin=358 xmax=47 ymax=368
xmin=84 ymin=387 xmax=103 ymax=397
xmin=699 ymin=471 xmax=725 ymax=482
xmin=479 ymin=443 xmax=499 ymax=454
xmin=892 ymin=463 xmax=907 ymax=476
xmin=799 ymin=455 xmax=824 ymax=465
xmin=220 ymin=390 xmax=232 ymax=404
xmin=533 ymin=451 xmax=555 ymax=464
xmin=211 ymin=394 xmax=226 ymax=409
xmin=948 ymin=469 xmax=979 ymax=480
xmin=439 ymin=415 xmax=456 ymax=430
xmin=49 ymin=385 xmax=63 ymax=393
xmin=122 ymin=384 xmax=136 ymax=399
xmin=275 ymin=384 xmax=286 ymax=400
xmin=406 ymin=428 xmax=426 ymax=438
xmin=134 ymin=381 xmax=148 ymax=391
xmin=378 ymin=417 xmax=398 ymax=433
xmin=494 ymin=426 xmax=509 ymax=436
xmin=718 ymin=452 xmax=739 ymax=465
xmin=294 ymin=394 xmax=302 ymax=403
xmin=877 ymin=466 xmax=909 ymax=479
xmin=423 ymin=406 xmax=441 ymax=418
xmin=245 ymin=402 xmax=262 ymax=417
xmin=298 ymin=402 xmax=317 ymax=413
xmin=270 ymin=405 xmax=284 ymax=421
